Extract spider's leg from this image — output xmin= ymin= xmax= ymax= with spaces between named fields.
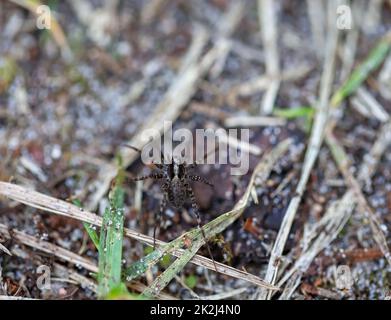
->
xmin=122 ymin=144 xmax=141 ymax=153
xmin=187 ymin=163 xmax=197 ymax=170
xmin=186 ymin=175 xmax=214 ymax=187
xmin=189 ymin=149 xmax=214 ymax=169
xmin=131 ymin=173 xmax=164 ymax=181
xmin=185 ymin=183 xmax=217 ymax=271
xmin=154 ymin=194 xmax=167 ymax=249
xmin=122 ymin=144 xmax=164 ymax=169
xmin=153 ymin=163 xmax=164 ymax=169
xmin=161 ymin=180 xmax=169 ymax=192
xmin=151 ymin=148 xmax=169 ymax=169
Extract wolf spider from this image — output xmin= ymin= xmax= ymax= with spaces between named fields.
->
xmin=125 ymin=145 xmax=217 ymax=270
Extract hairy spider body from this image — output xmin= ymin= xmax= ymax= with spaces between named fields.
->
xmin=162 ymin=160 xmax=201 ymax=208
xmin=124 ymin=144 xmax=217 ymax=270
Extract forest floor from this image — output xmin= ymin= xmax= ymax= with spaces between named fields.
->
xmin=0 ymin=0 xmax=391 ymax=300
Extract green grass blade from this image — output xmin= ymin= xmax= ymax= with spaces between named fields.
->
xmin=331 ymin=36 xmax=391 ymax=107
xmin=84 ymin=223 xmax=100 ymax=250
xmin=273 ymin=106 xmax=314 ymax=119
xmin=98 ymin=182 xmax=125 ymax=298
xmin=125 ymin=247 xmax=167 ymax=281
xmin=142 ymin=239 xmax=202 ymax=298
xmin=72 ymin=199 xmax=100 ymax=250
xmin=0 ymin=56 xmax=17 ymax=93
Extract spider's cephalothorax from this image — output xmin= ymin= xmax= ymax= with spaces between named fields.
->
xmin=161 ymin=156 xmax=212 ymax=209
xmin=125 ymin=144 xmax=216 ymax=270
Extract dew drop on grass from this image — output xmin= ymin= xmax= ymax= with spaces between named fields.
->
xmin=40 ymin=233 xmax=48 ymax=241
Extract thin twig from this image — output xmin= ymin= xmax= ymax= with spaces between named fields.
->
xmin=0 ymin=223 xmax=98 ymax=272
xmin=306 ymin=0 xmax=325 ymax=60
xmin=257 ymin=0 xmax=340 ymax=299
xmin=0 ymin=295 xmax=38 ymax=300
xmin=9 ymin=0 xmax=72 ymax=59
xmin=325 ymin=128 xmax=391 ymax=267
xmin=224 ymin=116 xmax=286 ymax=128
xmin=258 ymin=0 xmax=280 ymax=114
xmin=0 ymin=242 xmax=11 ymax=256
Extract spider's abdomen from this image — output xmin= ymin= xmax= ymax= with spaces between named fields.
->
xmin=168 ymin=177 xmax=185 ymax=208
